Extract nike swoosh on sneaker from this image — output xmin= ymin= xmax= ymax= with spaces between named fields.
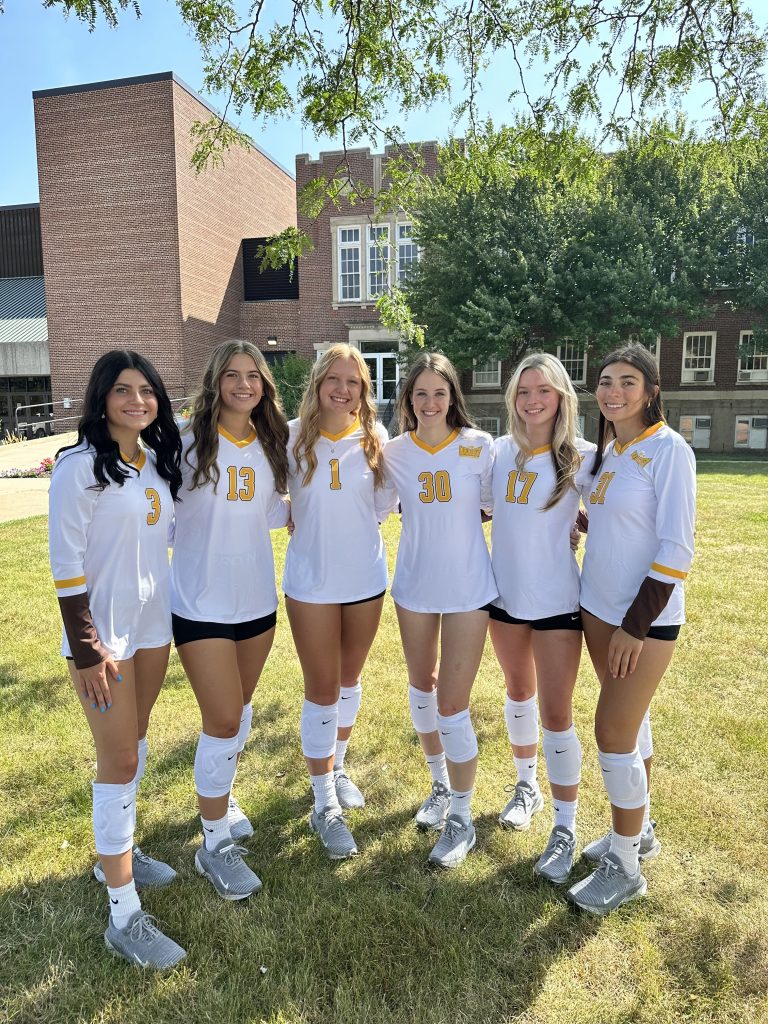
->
xmin=215 ymin=875 xmax=230 ymax=890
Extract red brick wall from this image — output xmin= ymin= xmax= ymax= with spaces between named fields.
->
xmin=240 ymin=299 xmax=299 ymax=351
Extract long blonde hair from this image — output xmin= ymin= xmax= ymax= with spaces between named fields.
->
xmin=397 ymin=351 xmax=475 ymax=434
xmin=186 ymin=340 xmax=289 ymax=493
xmin=505 ymin=351 xmax=582 ymax=511
xmin=293 ymin=344 xmax=384 ymax=487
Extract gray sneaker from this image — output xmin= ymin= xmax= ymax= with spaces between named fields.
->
xmin=499 ymin=781 xmax=544 ymax=830
xmin=228 ymin=796 xmax=254 ymax=840
xmin=309 ymin=806 xmax=358 ymax=859
xmin=334 ymin=770 xmax=365 ymax=809
xmin=94 ymin=845 xmax=176 ymax=889
xmin=415 ymin=781 xmax=451 ymax=831
xmin=582 ymin=821 xmax=660 ymax=864
xmin=566 ymin=852 xmax=647 ymax=916
xmin=428 ymin=814 xmax=476 ymax=869
xmin=104 ymin=910 xmax=186 ymax=969
xmin=194 ymin=840 xmax=262 ymax=900
xmin=533 ymin=826 xmax=576 ymax=885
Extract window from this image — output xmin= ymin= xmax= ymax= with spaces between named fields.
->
xmin=359 ymin=341 xmax=399 ymax=404
xmin=679 ymin=415 xmax=711 ymax=449
xmin=368 ymin=225 xmax=390 ymax=298
xmin=628 ymin=333 xmax=661 ymax=361
xmin=557 ymin=341 xmax=587 ymax=385
xmin=476 ymin=417 xmax=501 ymax=437
xmin=473 ymin=358 xmax=502 ymax=388
xmin=338 ymin=227 xmax=361 ymax=301
xmin=577 ymin=414 xmax=586 ymax=436
xmin=737 ymin=331 xmax=768 ymax=382
xmin=735 ymin=415 xmax=768 ymax=449
xmin=397 ymin=223 xmax=418 ymax=285
xmin=682 ymin=333 xmax=715 ymax=383
xmin=737 ymin=226 xmax=756 ymax=247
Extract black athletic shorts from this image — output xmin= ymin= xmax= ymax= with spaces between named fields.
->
xmin=172 ymin=611 xmax=277 ymax=647
xmin=486 ymin=603 xmax=583 ymax=631
xmin=340 ymin=589 xmax=386 ymax=607
xmin=580 ymin=607 xmax=680 ymax=642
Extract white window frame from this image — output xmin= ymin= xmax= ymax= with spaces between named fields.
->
xmin=557 ymin=340 xmax=587 ymax=385
xmin=472 ymin=357 xmax=502 ymax=389
xmin=628 ymin=333 xmax=661 ymax=361
xmin=338 ymin=226 xmax=361 ymax=302
xmin=396 ymin=222 xmax=418 ymax=285
xmin=737 ymin=331 xmax=768 ymax=383
xmin=679 ymin=414 xmax=711 ymax=449
xmin=734 ymin=415 xmax=768 ymax=449
xmin=476 ymin=416 xmax=501 ymax=437
xmin=367 ymin=224 xmax=390 ymax=299
xmin=359 ymin=345 xmax=399 ymax=405
xmin=681 ymin=332 xmax=716 ymax=384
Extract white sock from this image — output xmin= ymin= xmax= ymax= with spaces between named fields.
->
xmin=642 ymin=793 xmax=651 ymax=832
xmin=108 ymin=880 xmax=141 ymax=929
xmin=201 ymin=813 xmax=231 ymax=851
xmin=610 ymin=831 xmax=642 ymax=875
xmin=449 ymin=788 xmax=473 ymax=824
xmin=426 ymin=752 xmax=450 ymax=787
xmin=514 ymin=756 xmax=538 ymax=787
xmin=334 ymin=739 xmax=349 ymax=772
xmin=310 ymin=772 xmax=340 ymax=814
xmin=553 ymin=798 xmax=578 ymax=833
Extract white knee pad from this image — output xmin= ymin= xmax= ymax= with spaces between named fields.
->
xmin=236 ymin=702 xmax=253 ymax=754
xmin=598 ymin=747 xmax=647 ymax=810
xmin=504 ymin=695 xmax=539 ymax=747
xmin=338 ymin=681 xmax=362 ymax=729
xmin=437 ymin=708 xmax=478 ymax=764
xmin=637 ymin=710 xmax=653 ymax=760
xmin=300 ymin=699 xmax=338 ymax=760
xmin=92 ymin=781 xmax=136 ymax=856
xmin=542 ymin=725 xmax=582 ymax=786
xmin=194 ymin=732 xmax=239 ymax=799
xmin=133 ymin=736 xmax=149 ymax=788
xmin=409 ymin=685 xmax=438 ymax=735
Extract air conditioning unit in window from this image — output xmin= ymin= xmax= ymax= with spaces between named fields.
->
xmin=692 ymin=370 xmax=711 ymax=382
xmin=738 ymin=369 xmax=753 ymax=381
xmin=754 ymin=417 xmax=768 ymax=429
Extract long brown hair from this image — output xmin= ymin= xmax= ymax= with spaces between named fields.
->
xmin=185 ymin=340 xmax=289 ymax=493
xmin=293 ymin=344 xmax=384 ymax=487
xmin=397 ymin=351 xmax=475 ymax=434
xmin=591 ymin=343 xmax=664 ymax=476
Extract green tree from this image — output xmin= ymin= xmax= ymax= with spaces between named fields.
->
xmin=270 ymin=353 xmax=312 ymax=419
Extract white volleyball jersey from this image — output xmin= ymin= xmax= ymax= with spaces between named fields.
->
xmin=383 ymin=427 xmax=498 ymax=613
xmin=171 ymin=427 xmax=289 ymax=622
xmin=49 ymin=442 xmax=173 ymax=660
xmin=580 ymin=422 xmax=696 ymax=627
xmin=283 ymin=418 xmax=397 ymax=603
xmin=490 ymin=436 xmax=597 ymax=619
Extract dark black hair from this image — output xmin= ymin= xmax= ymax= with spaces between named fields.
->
xmin=591 ymin=343 xmax=664 ymax=476
xmin=57 ymin=350 xmax=183 ymax=499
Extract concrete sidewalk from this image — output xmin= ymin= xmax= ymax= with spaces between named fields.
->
xmin=0 ymin=433 xmax=76 ymax=523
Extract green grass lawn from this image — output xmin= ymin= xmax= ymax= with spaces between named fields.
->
xmin=1 ymin=464 xmax=767 ymax=1024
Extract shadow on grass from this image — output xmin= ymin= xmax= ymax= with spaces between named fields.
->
xmin=0 ymin=661 xmax=66 ymax=714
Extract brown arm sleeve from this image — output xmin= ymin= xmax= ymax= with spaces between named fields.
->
xmin=620 ymin=577 xmax=675 ymax=640
xmin=575 ymin=508 xmax=589 ymax=533
xmin=57 ymin=593 xmax=109 ymax=670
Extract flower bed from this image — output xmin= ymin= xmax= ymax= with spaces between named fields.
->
xmin=0 ymin=457 xmax=54 ymax=479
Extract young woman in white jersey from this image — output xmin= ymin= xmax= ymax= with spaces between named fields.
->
xmin=566 ymin=344 xmax=696 ymax=915
xmin=170 ymin=340 xmax=289 ymax=899
xmin=383 ymin=352 xmax=497 ymax=869
xmin=49 ymin=350 xmax=185 ymax=969
xmin=284 ymin=344 xmax=395 ymax=860
xmin=489 ymin=352 xmax=596 ymax=885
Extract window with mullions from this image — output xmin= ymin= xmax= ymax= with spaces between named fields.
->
xmin=397 ymin=223 xmax=418 ymax=285
xmin=368 ymin=225 xmax=390 ymax=298
xmin=338 ymin=227 xmax=361 ymax=301
xmin=476 ymin=417 xmax=501 ymax=437
xmin=679 ymin=415 xmax=711 ymax=448
xmin=473 ymin=358 xmax=501 ymax=388
xmin=682 ymin=333 xmax=715 ymax=383
xmin=737 ymin=331 xmax=768 ymax=382
xmin=735 ymin=415 xmax=768 ymax=449
xmin=557 ymin=341 xmax=587 ymax=385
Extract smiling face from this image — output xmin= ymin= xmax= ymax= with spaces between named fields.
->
xmin=218 ymin=353 xmax=263 ymax=417
xmin=596 ymin=359 xmax=655 ymax=437
xmin=410 ymin=369 xmax=452 ymax=433
xmin=104 ymin=369 xmax=158 ymax=441
xmin=318 ymin=356 xmax=363 ymax=419
xmin=514 ymin=368 xmax=560 ymax=437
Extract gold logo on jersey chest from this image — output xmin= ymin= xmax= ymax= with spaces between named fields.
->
xmin=459 ymin=445 xmax=482 ymax=458
xmin=631 ymin=451 xmax=652 ymax=468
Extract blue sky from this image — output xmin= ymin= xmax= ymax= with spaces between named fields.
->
xmin=1 ymin=2 xmax=765 ymax=206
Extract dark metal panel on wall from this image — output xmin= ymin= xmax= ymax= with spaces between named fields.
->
xmin=0 ymin=205 xmax=44 ymax=278
xmin=242 ymin=238 xmax=299 ymax=301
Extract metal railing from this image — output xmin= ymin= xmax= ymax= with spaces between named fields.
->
xmin=8 ymin=395 xmax=193 ymax=441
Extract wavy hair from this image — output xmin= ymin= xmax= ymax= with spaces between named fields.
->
xmin=185 ymin=340 xmax=289 ymax=493
xmin=505 ymin=351 xmax=582 ymax=511
xmin=591 ymin=343 xmax=664 ymax=476
xmin=397 ymin=351 xmax=476 ymax=434
xmin=57 ymin=350 xmax=182 ymax=499
xmin=293 ymin=344 xmax=384 ymax=487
